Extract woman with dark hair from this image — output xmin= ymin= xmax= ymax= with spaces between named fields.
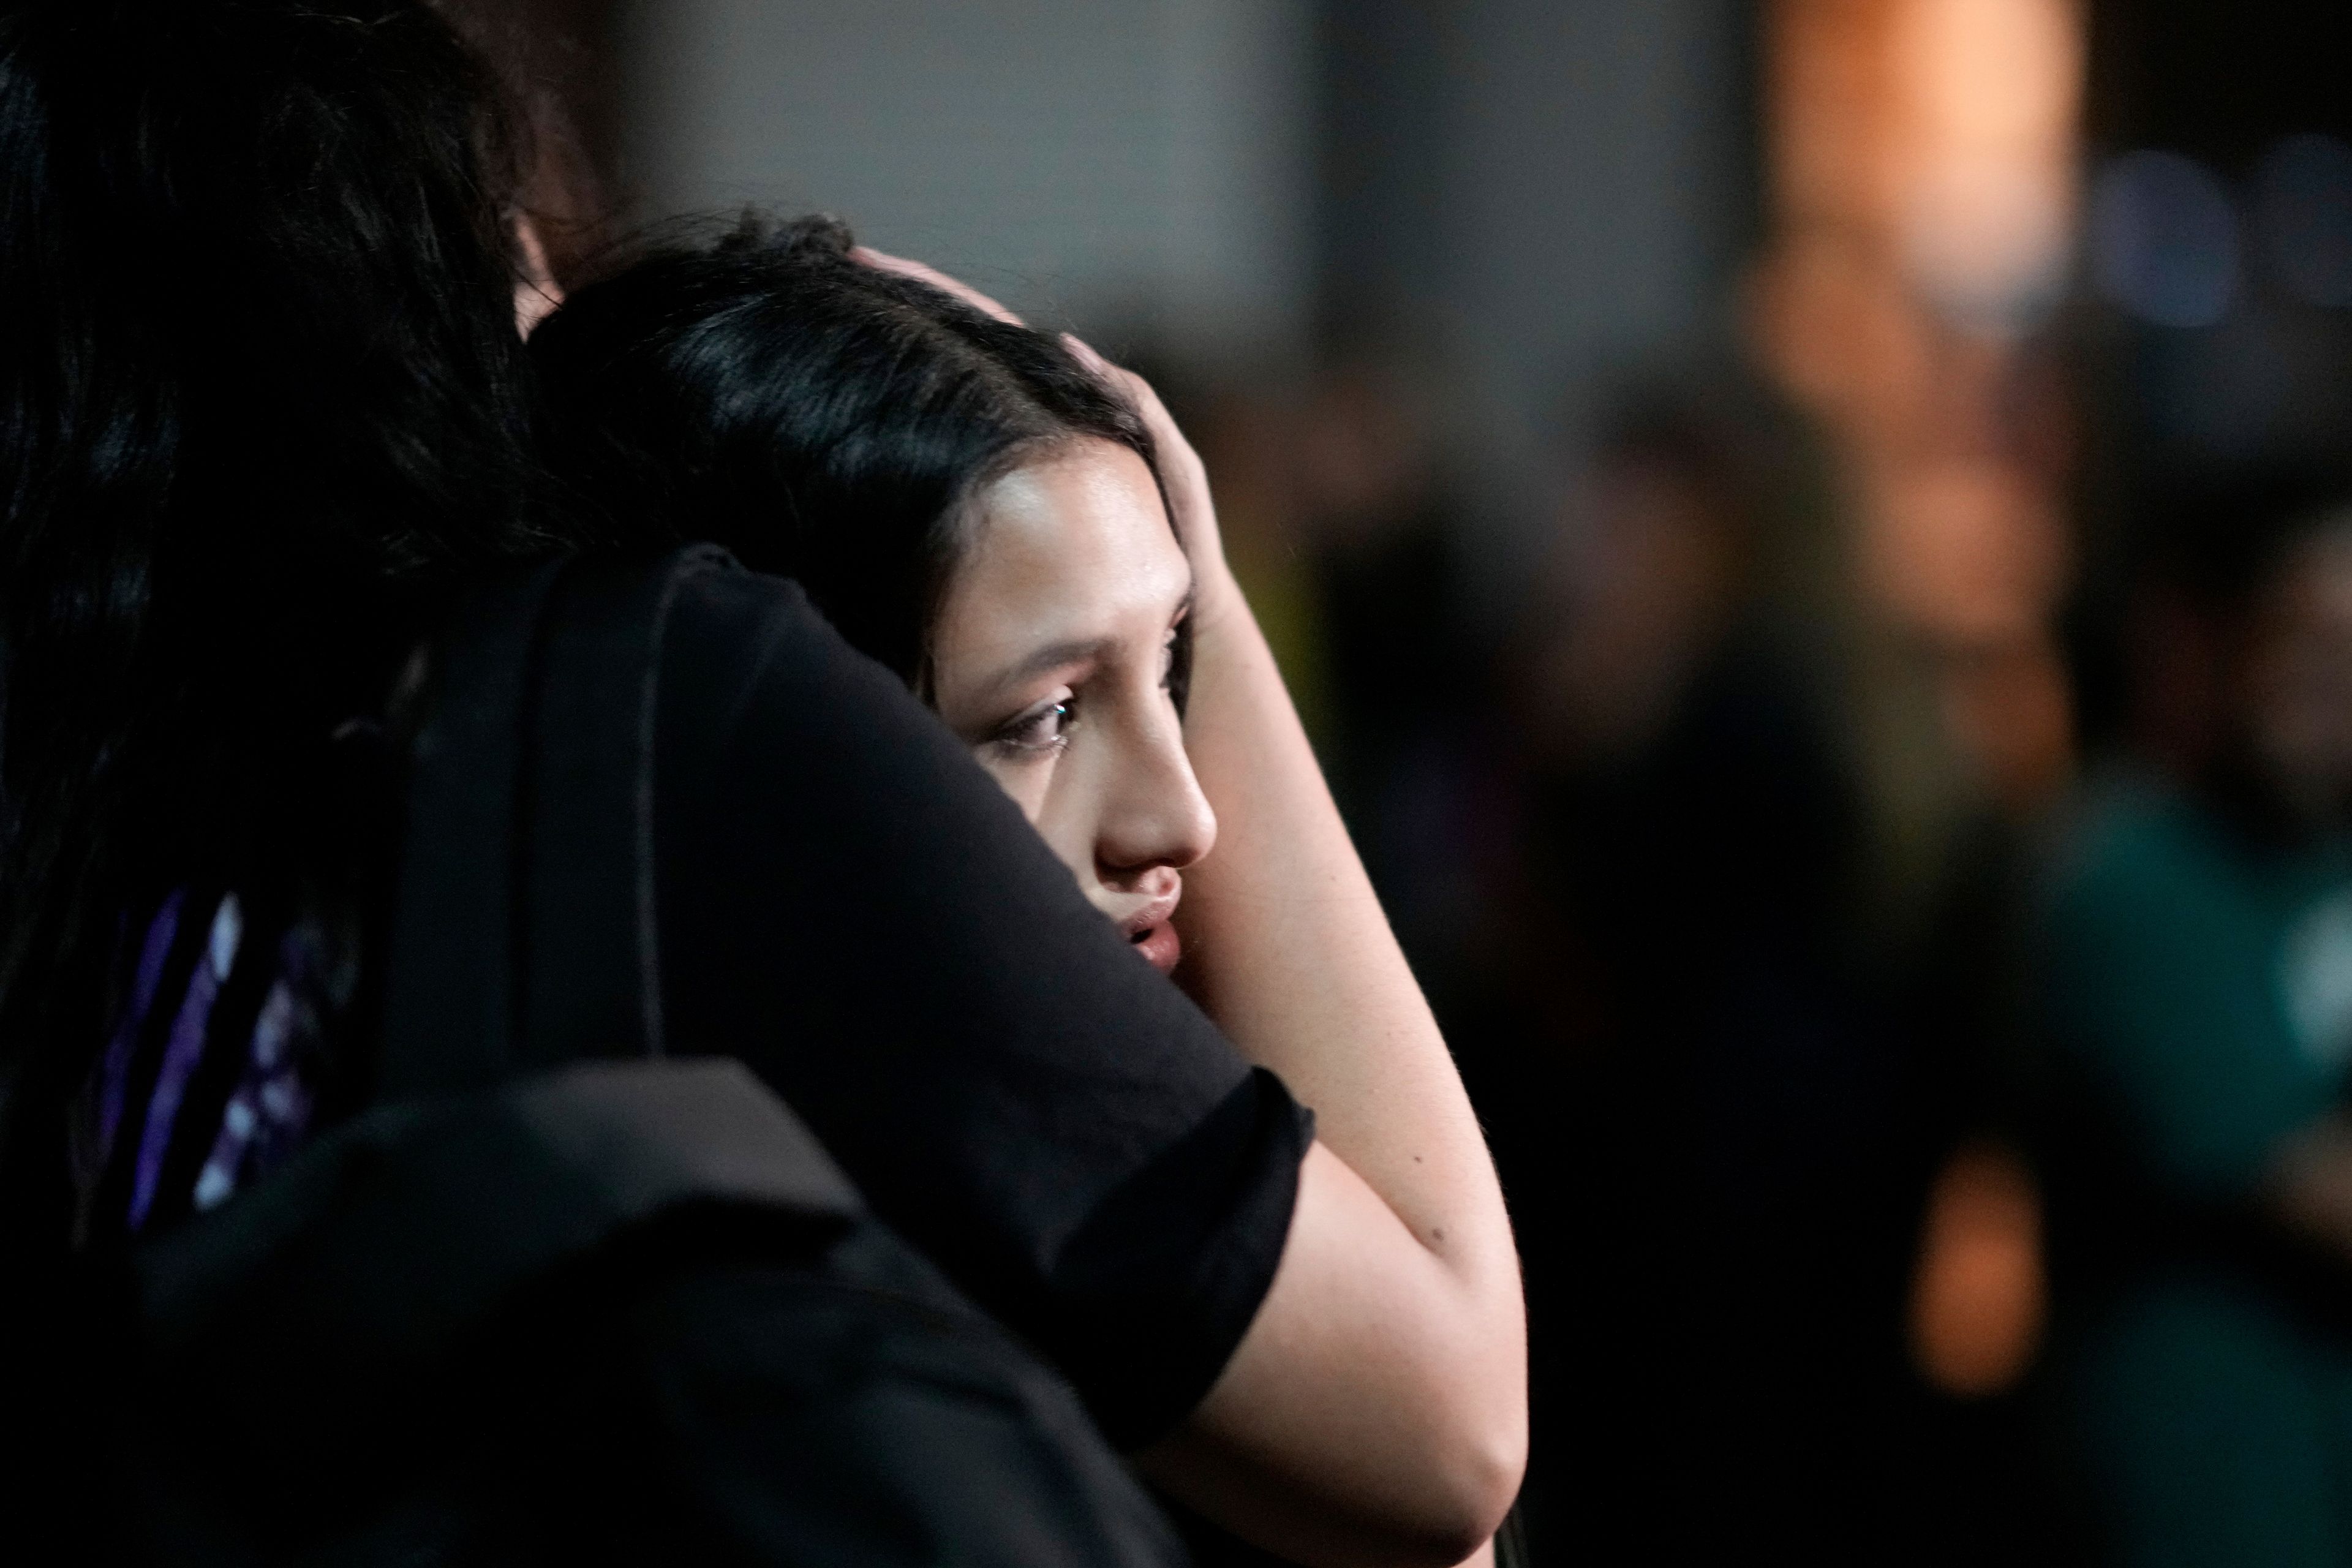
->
xmin=532 ymin=216 xmax=1527 ymax=1566
xmin=536 ymin=217 xmax=1213 ymax=965
xmin=0 ymin=6 xmax=1518 ymax=1566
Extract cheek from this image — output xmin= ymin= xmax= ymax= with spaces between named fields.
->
xmin=971 ymin=750 xmax=1101 ymax=894
xmin=972 ymin=749 xmax=1052 ymax=826
xmin=990 ymin=752 xmax=1117 ymax=907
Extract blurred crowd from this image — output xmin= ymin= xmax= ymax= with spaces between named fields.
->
xmin=1177 ymin=347 xmax=1993 ymax=1561
xmin=1170 ymin=306 xmax=2352 ymax=1565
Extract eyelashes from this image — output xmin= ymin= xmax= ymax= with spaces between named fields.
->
xmin=1166 ymin=617 xmax=1193 ymax=718
xmin=985 ymin=615 xmax=1191 ymax=761
xmin=990 ymin=695 xmax=1076 ymax=757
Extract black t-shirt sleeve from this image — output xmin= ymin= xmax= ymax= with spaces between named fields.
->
xmin=654 ymin=565 xmax=1310 ymax=1447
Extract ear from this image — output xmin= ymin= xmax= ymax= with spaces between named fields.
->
xmin=513 ymin=213 xmax=564 ymax=338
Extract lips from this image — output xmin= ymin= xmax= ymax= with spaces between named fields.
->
xmin=1122 ymin=888 xmax=1183 ymax=975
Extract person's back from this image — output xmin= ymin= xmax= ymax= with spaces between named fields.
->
xmin=37 ymin=546 xmax=1196 ymax=1566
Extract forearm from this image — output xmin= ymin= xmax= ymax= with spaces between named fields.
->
xmin=1039 ymin=338 xmax=1523 ymax=1560
xmin=1170 ymin=555 xmax=1525 ymax=1542
xmin=1176 ymin=559 xmax=1518 ymax=1310
xmin=1140 ymin=1146 xmax=1523 ymax=1568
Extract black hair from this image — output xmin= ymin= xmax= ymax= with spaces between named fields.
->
xmin=0 ymin=0 xmax=565 ymax=1148
xmin=432 ymin=0 xmax=622 ymax=284
xmin=531 ymin=214 xmax=1166 ymax=687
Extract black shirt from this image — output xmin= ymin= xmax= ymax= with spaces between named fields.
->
xmin=654 ymin=567 xmax=1308 ymax=1449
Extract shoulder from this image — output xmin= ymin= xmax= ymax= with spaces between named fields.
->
xmin=656 ymin=556 xmax=926 ymax=752
xmin=663 ymin=554 xmax=826 ymax=662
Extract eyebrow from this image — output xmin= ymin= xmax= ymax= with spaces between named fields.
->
xmin=970 ymin=579 xmax=1197 ymax=701
xmin=976 ymin=637 xmax=1119 ymax=699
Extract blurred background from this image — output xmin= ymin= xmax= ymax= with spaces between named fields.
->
xmin=449 ymin=2 xmax=2352 ymax=1561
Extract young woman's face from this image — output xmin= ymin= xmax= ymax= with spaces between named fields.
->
xmin=930 ymin=439 xmax=1215 ymax=973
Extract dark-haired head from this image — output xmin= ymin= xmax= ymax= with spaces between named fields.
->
xmin=534 ymin=214 xmax=1215 ymax=966
xmin=533 ymin=214 xmax=1165 ymax=685
xmin=0 ymin=0 xmax=563 ymax=1140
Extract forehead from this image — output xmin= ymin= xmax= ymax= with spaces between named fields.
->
xmin=937 ymin=440 xmax=1188 ymax=657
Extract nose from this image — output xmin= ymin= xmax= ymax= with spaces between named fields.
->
xmin=1095 ymin=705 xmax=1217 ymax=887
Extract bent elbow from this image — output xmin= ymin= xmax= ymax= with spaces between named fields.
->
xmin=1375 ymin=1254 xmax=1526 ymax=1564
xmin=1408 ymin=1389 xmax=1527 ymax=1566
xmin=1349 ymin=1358 xmax=1527 ymax=1567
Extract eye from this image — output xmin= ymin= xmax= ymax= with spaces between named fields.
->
xmin=1164 ymin=617 xmax=1194 ymax=718
xmin=991 ymin=693 xmax=1078 ymax=757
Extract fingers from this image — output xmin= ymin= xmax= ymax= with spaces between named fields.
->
xmin=834 ymin=253 xmax=1231 ymax=575
xmin=1055 ymin=336 xmax=1224 ymax=575
xmin=1060 ymin=334 xmax=1173 ymax=443
xmin=1060 ymin=331 xmax=1115 ymax=380
xmin=1061 ymin=334 xmax=1186 ymax=468
xmin=847 ymin=245 xmax=1024 ymax=325
xmin=1060 ymin=333 xmax=1148 ymax=413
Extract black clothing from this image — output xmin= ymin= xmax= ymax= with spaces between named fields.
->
xmin=652 ymin=564 xmax=1308 ymax=1449
xmin=51 ymin=554 xmax=1304 ymax=1457
xmin=21 ymin=552 xmax=1196 ymax=1567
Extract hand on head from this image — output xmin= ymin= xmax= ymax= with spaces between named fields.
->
xmin=846 ymin=246 xmax=1239 ymax=624
xmin=849 ymin=244 xmax=1023 ymax=325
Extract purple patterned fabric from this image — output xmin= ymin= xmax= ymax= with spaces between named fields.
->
xmin=193 ymin=923 xmax=326 ymax=1213
xmin=77 ymin=891 xmax=334 ymax=1242
xmin=91 ymin=888 xmax=185 ymax=1169
xmin=129 ymin=894 xmax=243 ymax=1230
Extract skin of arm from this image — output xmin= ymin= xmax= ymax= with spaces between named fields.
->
xmin=851 ymin=251 xmax=1525 ymax=1567
xmin=1099 ymin=356 xmax=1526 ymax=1567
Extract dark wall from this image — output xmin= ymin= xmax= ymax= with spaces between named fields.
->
xmin=1309 ymin=0 xmax=1762 ymax=601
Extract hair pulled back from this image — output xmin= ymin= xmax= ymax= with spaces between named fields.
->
xmin=0 ymin=0 xmax=561 ymax=1131
xmin=532 ymin=214 xmax=1163 ymax=684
